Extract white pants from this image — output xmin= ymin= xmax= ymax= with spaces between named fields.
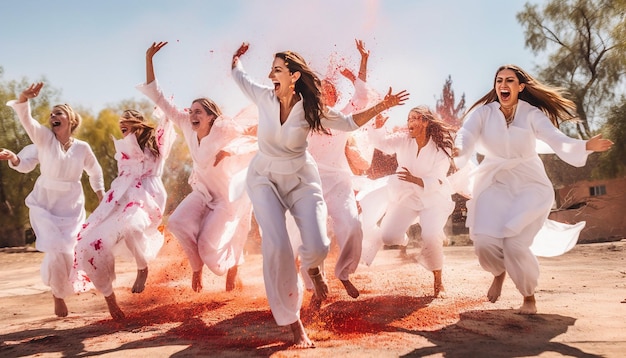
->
xmin=41 ymin=252 xmax=74 ymax=299
xmin=248 ymin=167 xmax=330 ymax=326
xmin=168 ymin=190 xmax=250 ymax=275
xmin=471 ymin=219 xmax=542 ymax=297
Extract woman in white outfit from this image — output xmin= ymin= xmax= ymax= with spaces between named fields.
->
xmin=294 ymin=39 xmax=372 ymax=299
xmin=454 ymin=65 xmax=613 ymax=314
xmin=74 ymin=108 xmax=175 ymax=320
xmin=5 ymin=83 xmax=105 ymax=318
xmin=138 ymin=41 xmax=257 ymax=293
xmin=360 ymin=106 xmax=455 ymax=298
xmin=231 ymin=42 xmax=408 ymax=348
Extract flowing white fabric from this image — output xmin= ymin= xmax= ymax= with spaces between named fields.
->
xmin=6 ymin=100 xmax=104 ymax=298
xmin=73 ymin=110 xmax=175 ymax=296
xmin=137 ymin=80 xmax=257 ymax=276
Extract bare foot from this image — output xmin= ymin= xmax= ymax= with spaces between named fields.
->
xmin=309 ymin=294 xmax=322 ymax=311
xmin=518 ymin=295 xmax=537 ymax=314
xmin=192 ymin=269 xmax=203 ymax=292
xmin=433 ymin=270 xmax=446 ymax=298
xmin=308 ymin=267 xmax=328 ymax=301
xmin=341 ymin=279 xmax=360 ymax=298
xmin=487 ymin=272 xmax=506 ymax=303
xmin=225 ymin=265 xmax=238 ymax=292
xmin=132 ymin=268 xmax=148 ymax=293
xmin=53 ymin=296 xmax=68 ymax=317
xmin=289 ymin=319 xmax=315 ymax=349
xmin=105 ymin=293 xmax=125 ymax=321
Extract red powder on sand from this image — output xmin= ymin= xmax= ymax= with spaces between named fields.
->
xmin=91 ymin=233 xmax=486 ymax=350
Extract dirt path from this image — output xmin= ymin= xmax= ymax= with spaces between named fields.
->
xmin=1 ymin=237 xmax=625 ymax=357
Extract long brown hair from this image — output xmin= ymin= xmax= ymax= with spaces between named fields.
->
xmin=411 ymin=105 xmax=455 ymax=157
xmin=120 ymin=109 xmax=160 ymax=157
xmin=275 ymin=51 xmax=325 ymax=133
xmin=465 ymin=64 xmax=577 ymax=127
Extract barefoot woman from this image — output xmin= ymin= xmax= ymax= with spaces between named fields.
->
xmin=231 ymin=42 xmax=408 ymax=347
xmin=454 ymin=65 xmax=613 ymax=314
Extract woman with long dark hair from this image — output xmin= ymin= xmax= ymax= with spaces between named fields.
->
xmin=231 ymin=42 xmax=408 ymax=348
xmin=454 ymin=64 xmax=613 ymax=314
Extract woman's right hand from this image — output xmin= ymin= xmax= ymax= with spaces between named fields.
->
xmin=146 ymin=42 xmax=167 ymax=84
xmin=0 ymin=148 xmax=19 ymax=166
xmin=232 ymin=42 xmax=249 ymax=69
xmin=147 ymin=41 xmax=167 ymax=60
xmin=18 ymin=82 xmax=43 ymax=103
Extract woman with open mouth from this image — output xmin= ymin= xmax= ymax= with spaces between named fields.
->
xmin=73 ymin=107 xmax=176 ymax=321
xmin=231 ymin=42 xmax=409 ymax=349
xmin=454 ymin=65 xmax=614 ymax=315
xmin=5 ymin=82 xmax=105 ymax=318
xmin=359 ymin=105 xmax=456 ymax=299
xmin=137 ymin=41 xmax=257 ymax=295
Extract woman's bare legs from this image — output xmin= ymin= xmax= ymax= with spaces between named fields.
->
xmin=132 ymin=268 xmax=148 ymax=293
xmin=192 ymin=268 xmax=203 ymax=292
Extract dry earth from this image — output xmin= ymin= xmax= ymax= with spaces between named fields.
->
xmin=1 ymin=235 xmax=625 ymax=358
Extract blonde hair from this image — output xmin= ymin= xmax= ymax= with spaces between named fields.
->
xmin=53 ymin=104 xmax=82 ymax=133
xmin=120 ymin=109 xmax=160 ymax=157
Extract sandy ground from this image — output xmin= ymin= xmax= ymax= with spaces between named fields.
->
xmin=1 ymin=235 xmax=625 ymax=358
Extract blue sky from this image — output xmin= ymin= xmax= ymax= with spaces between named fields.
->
xmin=0 ymin=0 xmax=541 ymax=128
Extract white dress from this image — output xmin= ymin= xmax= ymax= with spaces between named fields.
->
xmin=73 ymin=113 xmax=175 ymax=297
xmin=359 ymin=128 xmax=454 ymax=270
xmin=454 ymin=100 xmax=590 ymax=296
xmin=232 ymin=60 xmax=359 ymax=326
xmin=137 ymin=80 xmax=257 ymax=276
xmin=6 ymin=100 xmax=104 ymax=299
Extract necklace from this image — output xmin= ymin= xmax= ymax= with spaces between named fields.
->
xmin=501 ymin=104 xmax=517 ymax=127
xmin=60 ymin=137 xmax=74 ymax=151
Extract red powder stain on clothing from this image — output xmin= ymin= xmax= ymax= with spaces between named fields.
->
xmin=90 ymin=238 xmax=103 ymax=251
xmin=106 ymin=191 xmax=114 ymax=203
xmin=121 ymin=152 xmax=129 ymax=160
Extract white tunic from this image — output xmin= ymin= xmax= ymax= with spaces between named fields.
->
xmin=136 ymin=80 xmax=257 ymax=276
xmin=7 ymin=100 xmax=104 ymax=299
xmin=232 ymin=60 xmax=358 ymax=326
xmin=359 ymin=128 xmax=454 ymax=268
xmin=6 ymin=100 xmax=104 ymax=254
xmin=455 ymin=100 xmax=589 ymax=240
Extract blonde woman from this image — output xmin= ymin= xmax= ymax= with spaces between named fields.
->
xmin=6 ymin=83 xmax=105 ymax=317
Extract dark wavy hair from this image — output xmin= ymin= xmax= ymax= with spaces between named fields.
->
xmin=275 ymin=51 xmax=325 ymax=133
xmin=410 ymin=105 xmax=455 ymax=157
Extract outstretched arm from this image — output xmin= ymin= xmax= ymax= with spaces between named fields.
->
xmin=585 ymin=134 xmax=613 ymax=152
xmin=340 ymin=39 xmax=370 ymax=84
xmin=232 ymin=42 xmax=249 ymax=69
xmin=146 ymin=41 xmax=168 ymax=84
xmin=351 ymin=88 xmax=410 ymax=127
xmin=17 ymin=82 xmax=44 ymax=103
xmin=0 ymin=148 xmax=20 ymax=167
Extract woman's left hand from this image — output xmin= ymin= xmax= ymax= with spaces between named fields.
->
xmin=397 ymin=166 xmax=424 ymax=187
xmin=586 ymin=134 xmax=613 ymax=152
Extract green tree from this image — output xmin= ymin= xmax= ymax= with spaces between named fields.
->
xmin=435 ymin=75 xmax=465 ymax=130
xmin=517 ymin=0 xmax=626 ymax=138
xmin=594 ymin=97 xmax=626 ymax=178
